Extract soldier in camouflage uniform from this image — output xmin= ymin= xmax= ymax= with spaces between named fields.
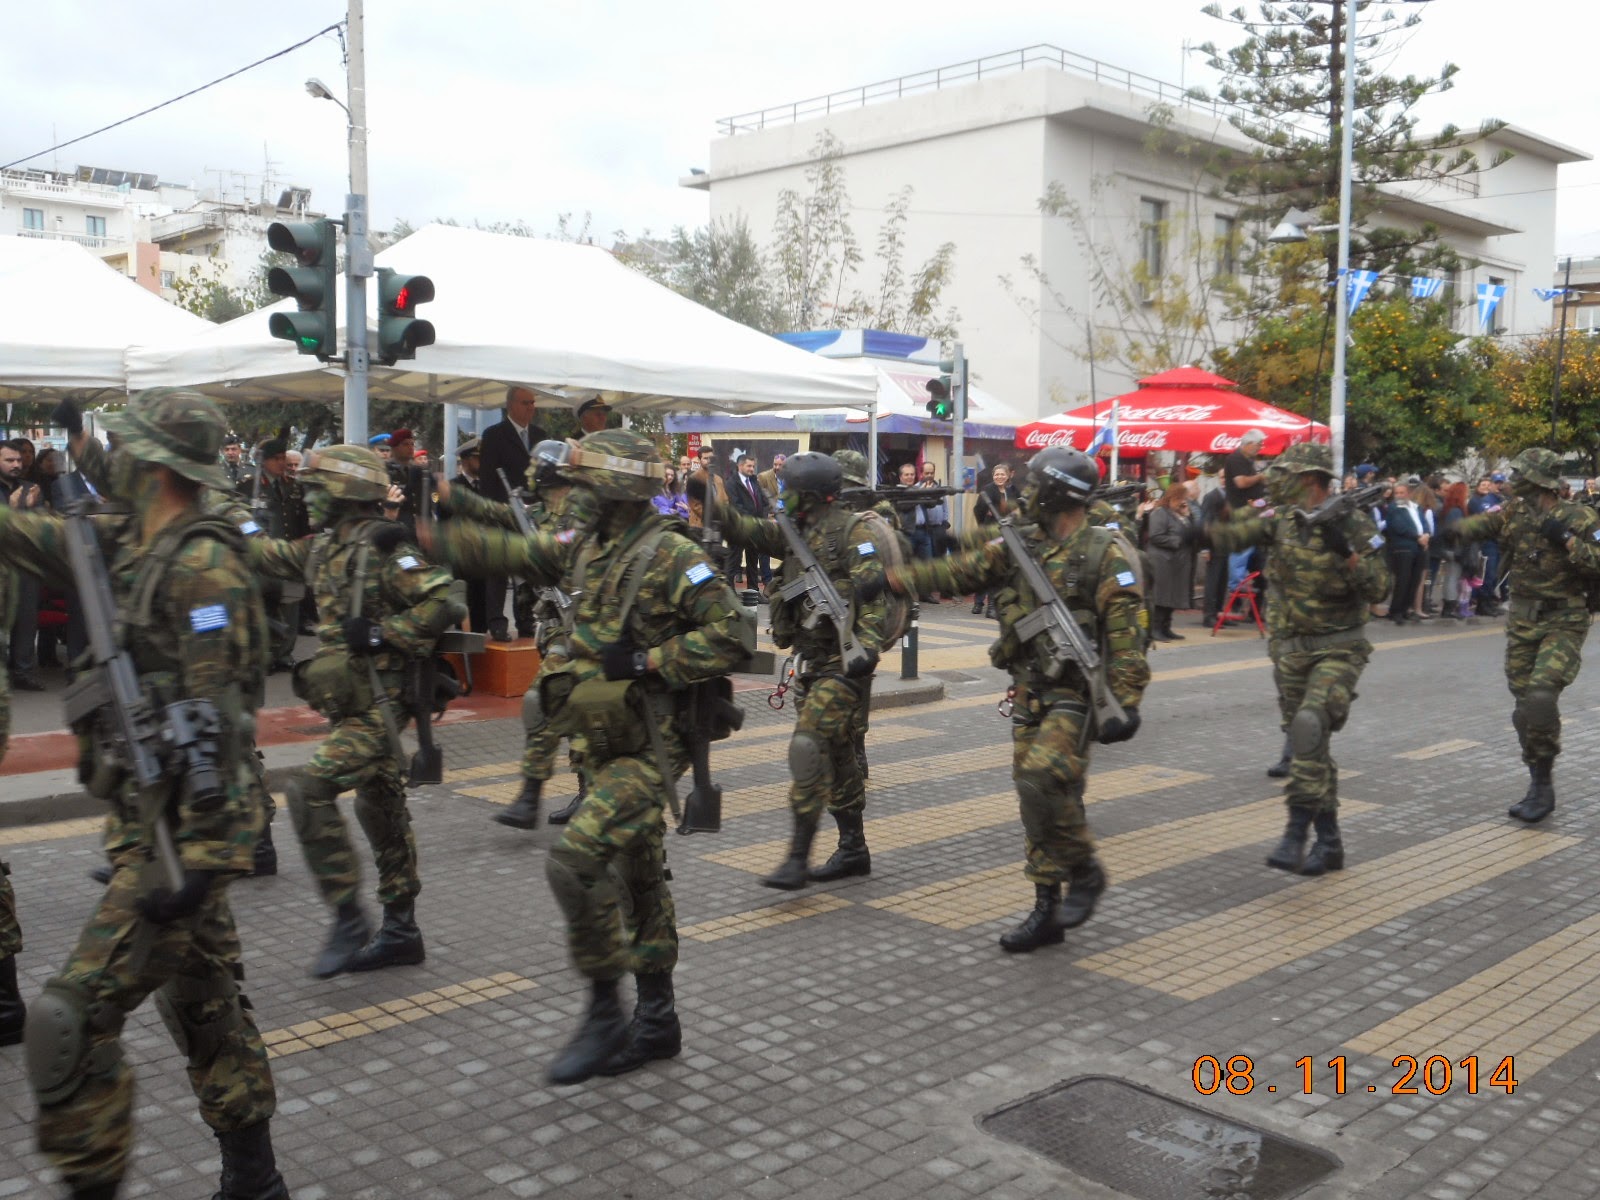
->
xmin=718 ymin=452 xmax=890 ymax=889
xmin=1451 ymin=447 xmax=1600 ymax=822
xmin=1208 ymin=442 xmax=1391 ymax=874
xmin=0 ymin=559 xmax=20 ymax=1048
xmin=1 ymin=391 xmax=287 ymax=1199
xmin=251 ymin=446 xmax=455 ymax=979
xmin=437 ymin=441 xmax=590 ymax=830
xmin=833 ymin=449 xmax=893 ymax=783
xmin=427 ymin=429 xmax=748 ymax=1085
xmin=877 ymin=446 xmax=1147 ymax=951
xmin=1259 ymin=457 xmax=1302 ymax=780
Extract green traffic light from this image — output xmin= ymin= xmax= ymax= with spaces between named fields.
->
xmin=299 ymin=336 xmax=320 ymax=350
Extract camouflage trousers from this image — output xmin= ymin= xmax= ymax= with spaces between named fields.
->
xmin=1505 ymin=610 xmax=1588 ymax=764
xmin=0 ymin=861 xmax=19 ymax=957
xmin=35 ymin=864 xmax=275 ymax=1191
xmin=295 ymin=705 xmax=420 ymax=907
xmin=546 ymin=751 xmax=678 ymax=980
xmin=522 ymin=720 xmax=585 ymax=783
xmin=1272 ymin=639 xmax=1371 ymax=814
xmin=789 ymin=675 xmax=869 ymax=823
xmin=1011 ymin=689 xmax=1095 ymax=884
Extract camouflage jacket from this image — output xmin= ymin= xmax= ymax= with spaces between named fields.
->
xmin=1210 ymin=505 xmax=1390 ymax=636
xmin=1456 ymin=495 xmax=1600 ymax=602
xmin=720 ymin=501 xmax=890 ymax=670
xmin=0 ymin=505 xmax=269 ymax=872
xmin=249 ymin=517 xmax=455 ymax=678
xmin=898 ymin=519 xmax=1150 ymax=709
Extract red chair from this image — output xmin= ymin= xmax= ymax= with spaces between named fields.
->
xmin=1212 ymin=570 xmax=1265 ymax=637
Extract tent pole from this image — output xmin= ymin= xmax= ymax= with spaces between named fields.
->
xmin=442 ymin=387 xmax=457 ymax=479
xmin=867 ymin=399 xmax=879 ymax=488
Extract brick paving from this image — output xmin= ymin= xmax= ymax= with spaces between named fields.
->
xmin=4 ymin=608 xmax=1600 ymax=1198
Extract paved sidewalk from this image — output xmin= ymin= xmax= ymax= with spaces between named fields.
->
xmin=6 ymin=607 xmax=1596 ymax=1198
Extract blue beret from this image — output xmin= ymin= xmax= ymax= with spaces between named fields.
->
xmin=368 ymin=433 xmax=391 ymax=446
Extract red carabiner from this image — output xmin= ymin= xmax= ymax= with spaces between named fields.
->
xmin=997 ymin=686 xmax=1016 ymax=719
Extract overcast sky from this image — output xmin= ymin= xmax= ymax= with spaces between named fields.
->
xmin=5 ymin=1 xmax=1598 ymax=256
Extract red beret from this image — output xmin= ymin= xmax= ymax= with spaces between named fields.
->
xmin=390 ymin=428 xmax=413 ymax=442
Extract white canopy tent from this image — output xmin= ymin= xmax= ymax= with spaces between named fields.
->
xmin=0 ymin=237 xmax=210 ymax=402
xmin=126 ymin=224 xmax=878 ymax=416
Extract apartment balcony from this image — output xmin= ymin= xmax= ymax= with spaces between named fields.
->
xmin=15 ymin=227 xmax=114 ymax=250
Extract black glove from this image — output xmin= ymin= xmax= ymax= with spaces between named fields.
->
xmin=136 ymin=869 xmax=215 ymax=926
xmin=372 ymin=522 xmax=410 ymax=554
xmin=1321 ymin=523 xmax=1353 ymax=560
xmin=601 ymin=640 xmax=651 ymax=681
xmin=1540 ymin=517 xmax=1571 ymax=549
xmin=855 ymin=569 xmax=889 ymax=604
xmin=1096 ymin=706 xmax=1141 ymax=745
xmin=343 ymin=616 xmax=385 ymax=654
xmin=844 ymin=648 xmax=880 ymax=679
xmin=50 ymin=397 xmax=84 ymax=437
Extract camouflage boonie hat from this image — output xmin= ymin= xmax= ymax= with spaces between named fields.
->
xmin=102 ymin=389 xmax=230 ymax=490
xmin=1510 ymin=447 xmax=1562 ymax=490
xmin=299 ymin=444 xmax=391 ymax=501
xmin=832 ymin=449 xmax=869 ymax=487
xmin=1276 ymin=441 xmax=1334 ymax=478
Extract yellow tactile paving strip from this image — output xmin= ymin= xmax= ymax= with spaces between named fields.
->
xmin=703 ymin=763 xmax=1207 ymax=875
xmin=1348 ymin=912 xmax=1600 ymax=1079
xmin=679 ymin=893 xmax=854 ymax=943
xmin=0 ymin=816 xmax=104 ymax=846
xmin=261 ymin=973 xmax=537 ymax=1059
xmin=457 ymin=724 xmax=940 ymax=806
xmin=1079 ymin=824 xmax=1576 ymax=1000
xmin=867 ymin=795 xmax=1377 ymax=930
xmin=1395 ymin=738 xmax=1482 ymax=761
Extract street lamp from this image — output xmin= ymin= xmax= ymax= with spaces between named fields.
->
xmin=305 ymin=77 xmax=349 ymax=116
xmin=1267 ymin=210 xmax=1340 ymax=245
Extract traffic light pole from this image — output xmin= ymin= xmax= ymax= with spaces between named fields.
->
xmin=343 ymin=0 xmax=371 ymax=445
xmin=950 ymin=341 xmax=965 ymax=535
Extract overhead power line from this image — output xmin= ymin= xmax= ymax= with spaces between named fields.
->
xmin=0 ymin=23 xmax=345 ymax=172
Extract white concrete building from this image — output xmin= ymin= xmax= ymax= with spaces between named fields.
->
xmin=684 ymin=46 xmax=1589 ymax=418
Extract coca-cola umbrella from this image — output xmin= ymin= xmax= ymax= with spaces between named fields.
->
xmin=1015 ymin=366 xmax=1329 ymax=457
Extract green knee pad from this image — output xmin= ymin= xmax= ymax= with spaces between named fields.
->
xmin=1290 ymin=706 xmax=1329 ymax=758
xmin=25 ymin=980 xmax=124 ymax=1105
xmin=1015 ymin=772 xmax=1057 ymax=845
xmin=154 ymin=971 xmax=247 ymax=1069
xmin=789 ymin=731 xmax=825 ymax=791
xmin=1521 ymin=687 xmax=1560 ymax=735
xmin=545 ymin=844 xmax=617 ymax=929
xmin=283 ymin=774 xmax=344 ymax=844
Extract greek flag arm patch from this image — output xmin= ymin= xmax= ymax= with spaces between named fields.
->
xmin=1369 ymin=534 xmax=1385 ymax=550
xmin=189 ymin=604 xmax=229 ymax=633
xmin=685 ymin=562 xmax=714 ymax=586
xmin=238 ymin=520 xmax=260 ymax=536
xmin=1591 ymin=529 xmax=1600 ymax=542
xmin=396 ymin=555 xmax=422 ymax=571
xmin=1115 ymin=570 xmax=1136 ymax=587
xmin=1105 ymin=521 xmax=1120 ymax=531
xmin=858 ymin=542 xmax=876 ymax=556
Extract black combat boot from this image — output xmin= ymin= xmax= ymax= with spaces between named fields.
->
xmin=1266 ymin=736 xmax=1293 ymax=779
xmin=495 ymin=778 xmax=543 ymax=830
xmin=1056 ymin=858 xmax=1107 ymax=928
xmin=213 ymin=1119 xmax=290 ymax=1200
xmin=1265 ymin=807 xmax=1313 ymax=872
xmin=310 ymin=900 xmax=373 ymax=979
xmin=810 ymin=811 xmax=871 ymax=881
xmin=971 ymin=597 xmax=984 ymax=614
xmin=546 ymin=775 xmax=588 ymax=826
xmin=0 ymin=954 xmax=24 ymax=1047
xmin=985 ymin=599 xmax=998 ymax=620
xmin=70 ymin=1183 xmax=120 ymax=1200
xmin=346 ymin=900 xmax=425 ymax=972
xmin=760 ymin=817 xmax=818 ymax=890
xmin=1299 ymin=811 xmax=1345 ymax=876
xmin=88 ymin=864 xmax=114 ymax=885
xmin=251 ymin=822 xmax=277 ymax=878
xmin=547 ymin=977 xmax=628 ymax=1086
xmin=999 ymin=883 xmax=1065 ymax=953
xmin=597 ymin=971 xmax=681 ymax=1077
xmin=1509 ymin=759 xmax=1555 ymax=823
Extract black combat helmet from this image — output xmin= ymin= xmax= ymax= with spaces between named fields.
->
xmin=1025 ymin=446 xmax=1098 ymax=517
xmin=783 ymin=451 xmax=843 ymax=499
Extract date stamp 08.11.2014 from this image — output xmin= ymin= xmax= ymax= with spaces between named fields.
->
xmin=1191 ymin=1054 xmax=1518 ymax=1097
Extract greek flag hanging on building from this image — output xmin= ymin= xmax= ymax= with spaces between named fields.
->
xmin=1476 ymin=282 xmax=1508 ymax=331
xmin=1345 ymin=269 xmax=1381 ymax=315
xmin=1533 ymin=287 xmax=1568 ymax=302
xmin=1411 ymin=276 xmax=1444 ymax=300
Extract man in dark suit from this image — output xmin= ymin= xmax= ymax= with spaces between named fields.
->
xmin=728 ymin=453 xmax=769 ymax=590
xmin=1382 ymin=476 xmax=1431 ymax=624
xmin=479 ymin=385 xmax=549 ymax=640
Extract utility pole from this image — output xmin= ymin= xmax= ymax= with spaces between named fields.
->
xmin=1327 ymin=0 xmax=1356 ymax=479
xmin=950 ymin=341 xmax=966 ymax=535
xmin=343 ymin=0 xmax=371 ymax=445
xmin=1551 ymin=256 xmax=1573 ymax=446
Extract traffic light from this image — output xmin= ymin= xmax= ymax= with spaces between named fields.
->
xmin=375 ymin=267 xmax=436 ymax=364
xmin=925 ymin=374 xmax=954 ymax=420
xmin=265 ymin=220 xmax=338 ymax=360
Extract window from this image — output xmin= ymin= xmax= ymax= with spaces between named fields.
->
xmin=22 ymin=208 xmax=44 ymax=231
xmin=85 ymin=215 xmax=107 ymax=239
xmin=1576 ymin=306 xmax=1600 ymax=334
xmin=1139 ymin=198 xmax=1167 ymax=302
xmin=159 ymin=269 xmax=175 ymax=290
xmin=1214 ymin=215 xmax=1239 ymax=278
xmin=1488 ymin=274 xmax=1509 ymax=333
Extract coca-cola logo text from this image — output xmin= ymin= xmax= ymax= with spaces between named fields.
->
xmin=1121 ymin=404 xmax=1221 ymax=422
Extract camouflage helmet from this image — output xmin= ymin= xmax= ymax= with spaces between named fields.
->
xmin=556 ymin=428 xmax=663 ymax=501
xmin=1509 ymin=447 xmax=1562 ymax=491
xmin=1276 ymin=441 xmax=1334 ymax=479
xmin=102 ymin=389 xmax=230 ymax=490
xmin=298 ymin=444 xmax=391 ymax=501
xmin=832 ymin=449 xmax=869 ymax=487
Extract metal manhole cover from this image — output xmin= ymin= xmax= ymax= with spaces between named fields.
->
xmin=980 ymin=1076 xmax=1339 ymax=1200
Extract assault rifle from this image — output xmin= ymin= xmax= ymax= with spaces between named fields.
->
xmin=1093 ymin=483 xmax=1144 ymax=508
xmin=841 ymin=485 xmax=962 ymax=505
xmin=1296 ymin=482 xmax=1389 ymax=529
xmin=994 ymin=516 xmax=1127 ymax=732
xmin=772 ymin=509 xmax=873 ymax=677
xmin=497 ymin=468 xmax=575 ymax=624
xmin=56 ymin=476 xmax=217 ymax=892
xmin=675 ymin=678 xmax=745 ymax=835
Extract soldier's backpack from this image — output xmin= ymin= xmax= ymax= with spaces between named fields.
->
xmin=845 ymin=509 xmax=913 ymax=649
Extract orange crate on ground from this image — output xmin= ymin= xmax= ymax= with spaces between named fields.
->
xmin=473 ymin=640 xmax=542 ymax=698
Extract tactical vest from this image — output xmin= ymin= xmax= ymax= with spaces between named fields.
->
xmin=769 ymin=505 xmax=909 ymax=651
xmin=991 ymin=524 xmax=1115 ymax=680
